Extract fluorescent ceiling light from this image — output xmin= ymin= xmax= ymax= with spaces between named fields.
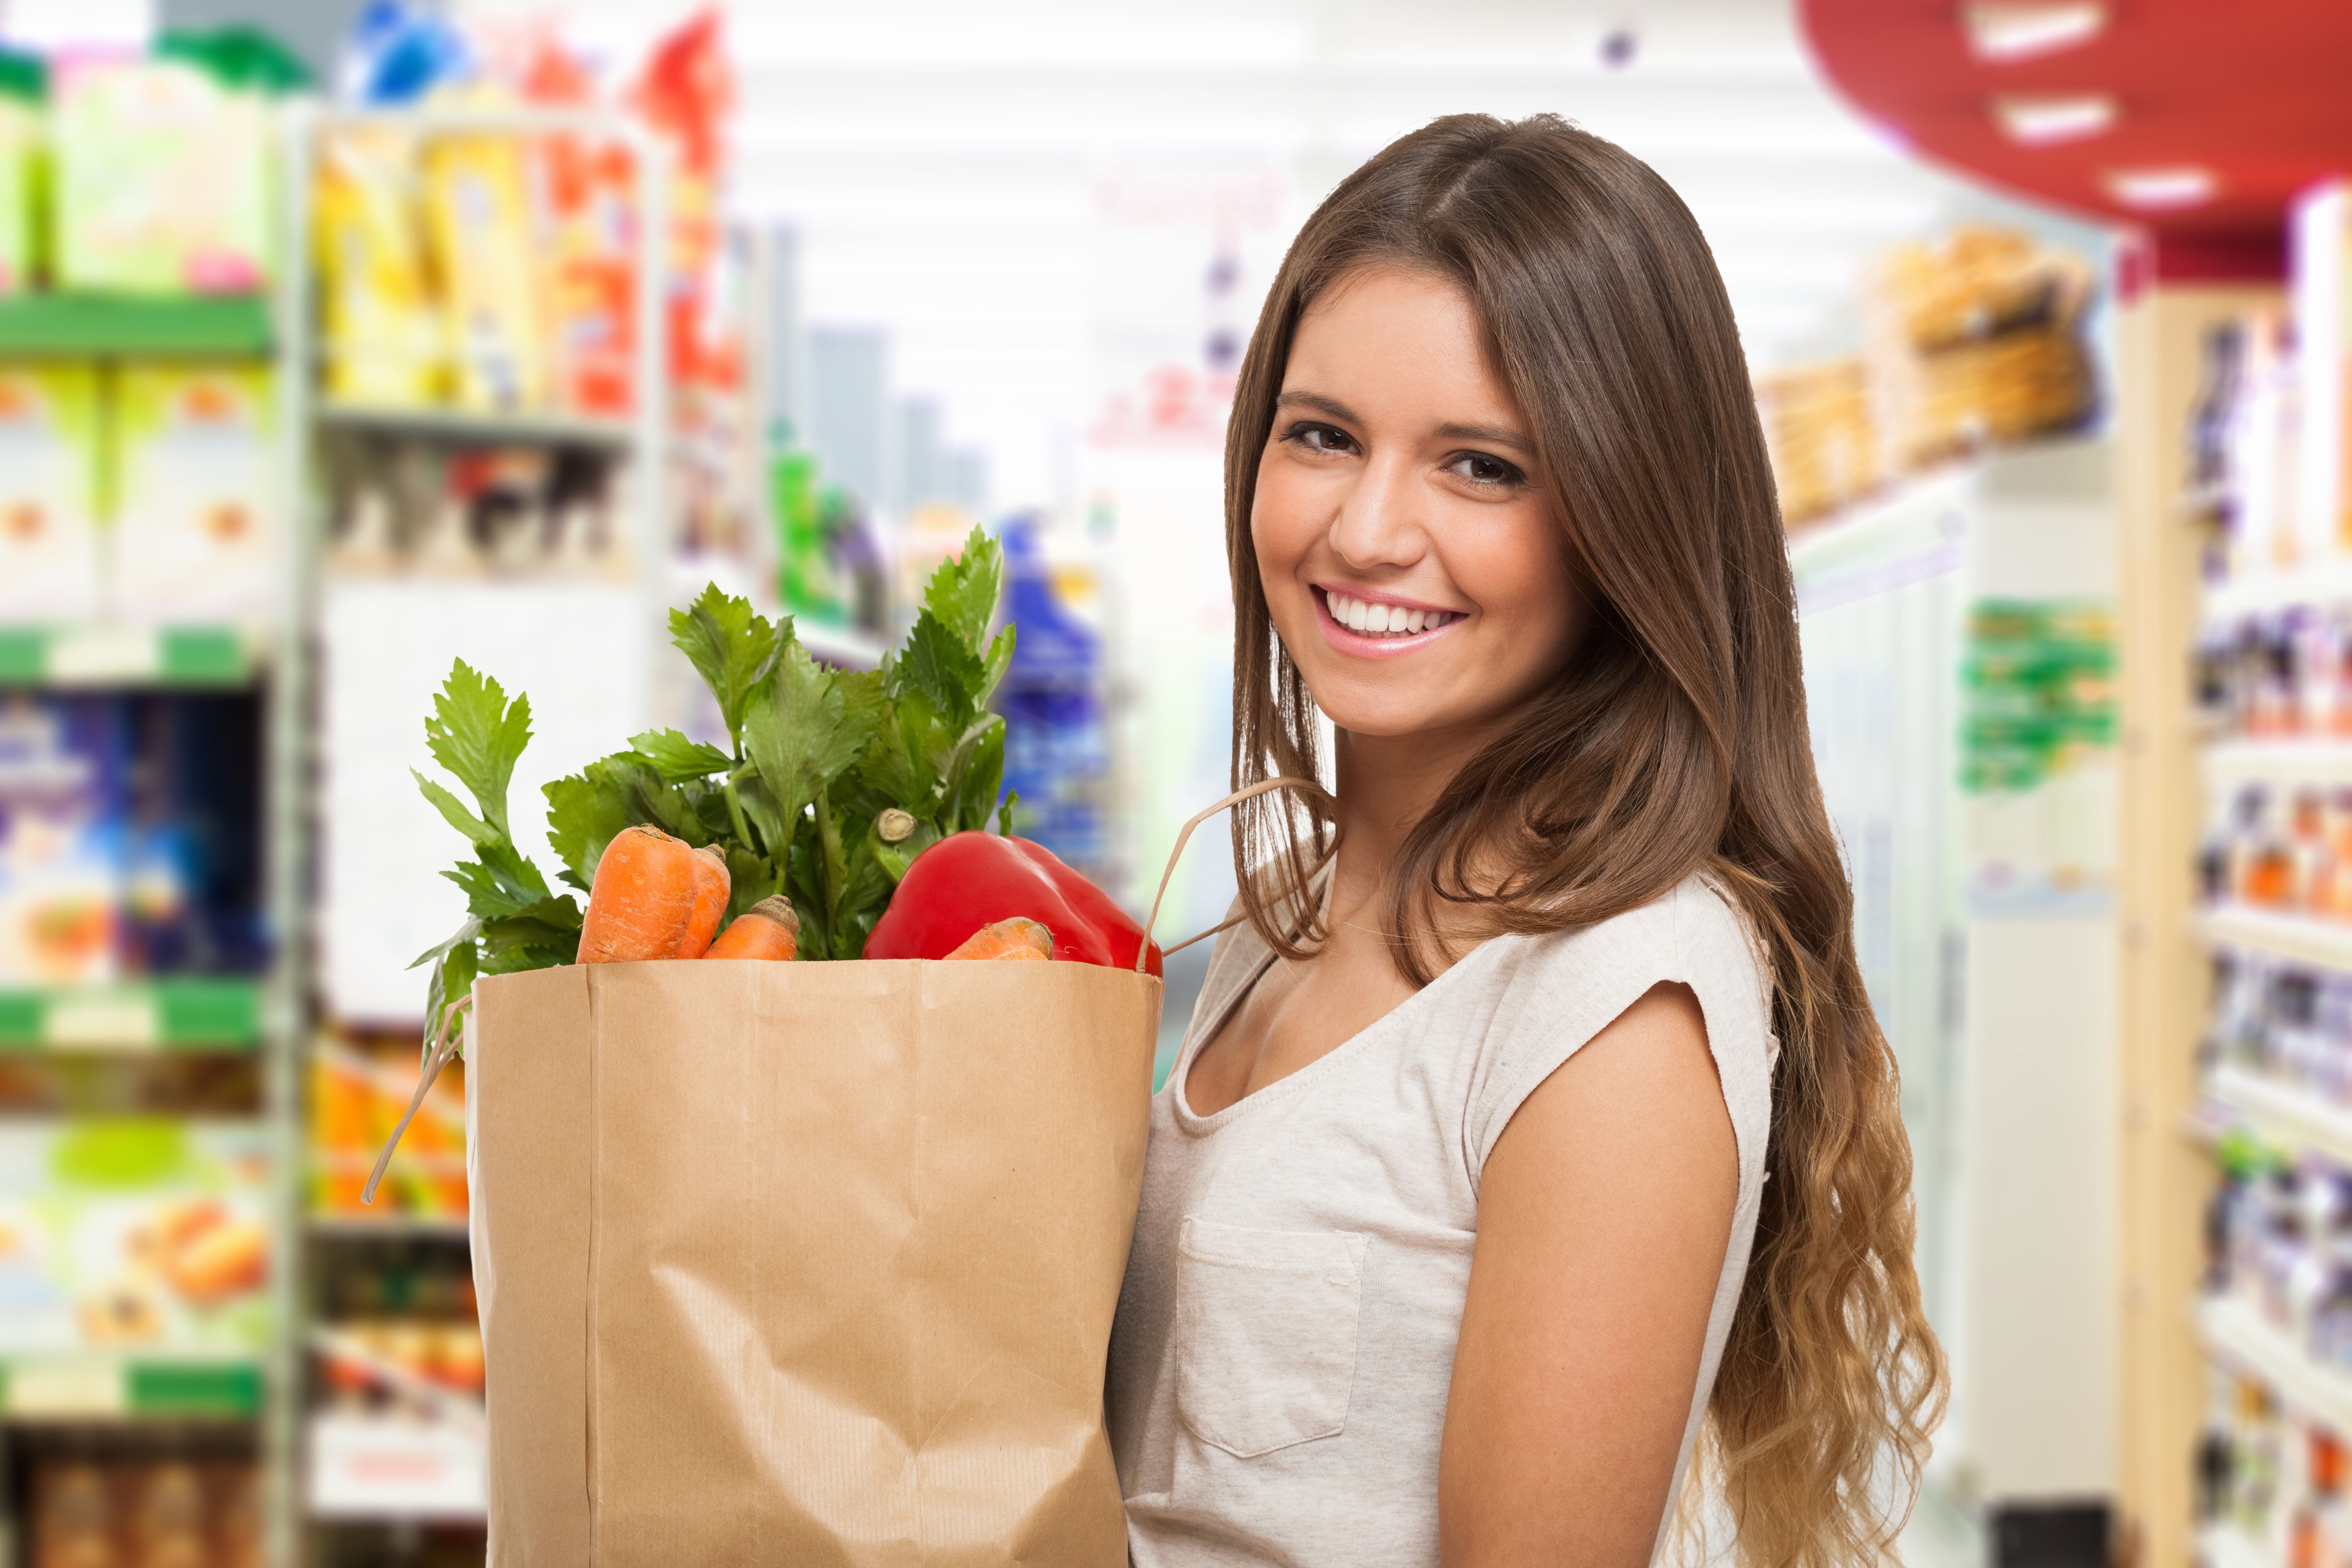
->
xmin=1963 ymin=3 xmax=2107 ymax=63
xmin=2104 ymin=166 xmax=2219 ymax=210
xmin=1991 ymin=94 xmax=2118 ymax=146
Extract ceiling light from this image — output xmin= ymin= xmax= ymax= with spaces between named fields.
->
xmin=1991 ymin=95 xmax=2118 ymax=146
xmin=1963 ymin=3 xmax=2107 ymax=63
xmin=2104 ymin=167 xmax=2219 ymax=210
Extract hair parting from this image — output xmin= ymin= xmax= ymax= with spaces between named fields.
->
xmin=1222 ymin=113 xmax=1947 ymax=1568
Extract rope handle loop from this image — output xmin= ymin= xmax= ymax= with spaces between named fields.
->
xmin=1135 ymin=776 xmax=1337 ymax=973
xmin=361 ymin=991 xmax=472 ymax=1206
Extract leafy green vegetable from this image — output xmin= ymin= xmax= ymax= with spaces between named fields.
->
xmin=409 ymin=663 xmax=583 ymax=1061
xmin=416 ymin=528 xmax=1016 ymax=1043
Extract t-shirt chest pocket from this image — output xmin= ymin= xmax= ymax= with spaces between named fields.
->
xmin=1173 ymin=1216 xmax=1371 ymax=1459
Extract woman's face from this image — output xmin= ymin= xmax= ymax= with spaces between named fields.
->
xmin=1251 ymin=266 xmax=1583 ymax=744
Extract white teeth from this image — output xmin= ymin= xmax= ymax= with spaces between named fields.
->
xmin=1327 ymin=591 xmax=1457 ymax=638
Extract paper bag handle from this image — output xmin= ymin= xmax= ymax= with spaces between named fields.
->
xmin=1136 ymin=776 xmax=1336 ymax=973
xmin=361 ymin=992 xmax=472 ymax=1206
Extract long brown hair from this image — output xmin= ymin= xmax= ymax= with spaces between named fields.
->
xmin=1224 ymin=113 xmax=1946 ymax=1567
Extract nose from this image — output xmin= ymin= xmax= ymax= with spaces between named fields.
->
xmin=1326 ymin=448 xmax=1429 ymax=573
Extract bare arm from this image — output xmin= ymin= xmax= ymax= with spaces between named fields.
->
xmin=1439 ymin=981 xmax=1738 ymax=1567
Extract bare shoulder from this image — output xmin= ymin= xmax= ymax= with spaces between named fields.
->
xmin=1441 ymin=980 xmax=1737 ymax=1565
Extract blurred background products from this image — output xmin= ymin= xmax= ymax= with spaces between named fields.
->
xmin=0 ymin=0 xmax=2323 ymax=1563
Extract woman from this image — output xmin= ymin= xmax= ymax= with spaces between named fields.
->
xmin=1106 ymin=115 xmax=1945 ymax=1567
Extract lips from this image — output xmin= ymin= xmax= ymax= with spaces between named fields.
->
xmin=1312 ymin=585 xmax=1468 ymax=655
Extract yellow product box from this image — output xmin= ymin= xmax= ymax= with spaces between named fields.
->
xmin=0 ymin=366 xmax=103 ymax=622
xmin=110 ymin=364 xmax=276 ymax=624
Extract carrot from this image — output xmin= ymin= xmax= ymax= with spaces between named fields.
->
xmin=680 ymin=843 xmax=730 ymax=958
xmin=944 ymin=916 xmax=1053 ymax=961
xmin=703 ymin=895 xmax=799 ymax=961
xmin=579 ymin=825 xmax=701 ymax=963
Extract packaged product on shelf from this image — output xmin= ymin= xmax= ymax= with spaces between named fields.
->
xmin=0 ymin=62 xmax=44 ymax=296
xmin=314 ymin=128 xmax=446 ymax=405
xmin=32 ymin=1455 xmax=263 ymax=1568
xmin=0 ymin=696 xmax=121 ymax=988
xmin=1001 ymin=516 xmax=1115 ymax=884
xmin=1756 ymin=358 xmax=1883 ymax=528
xmin=51 ymin=58 xmax=273 ymax=295
xmin=109 ymin=363 xmax=276 ymax=625
xmin=513 ymin=32 xmax=642 ymax=418
xmin=0 ymin=365 xmax=103 ymax=622
xmin=629 ymin=9 xmax=733 ymax=396
xmin=323 ymin=433 xmax=627 ymax=581
xmin=420 ymin=119 xmax=549 ymax=413
xmin=0 ymin=1119 xmax=270 ymax=1356
xmin=1865 ymin=225 xmax=2099 ymax=469
xmin=312 ymin=1037 xmax=464 ymax=1219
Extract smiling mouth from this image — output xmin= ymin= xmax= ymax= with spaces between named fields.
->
xmin=1317 ymin=587 xmax=1465 ymax=640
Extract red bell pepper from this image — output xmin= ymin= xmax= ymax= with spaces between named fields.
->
xmin=863 ymin=832 xmax=1163 ymax=976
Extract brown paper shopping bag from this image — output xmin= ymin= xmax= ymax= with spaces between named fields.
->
xmin=362 ymin=778 xmax=1329 ymax=1567
xmin=463 ymin=958 xmax=1158 ymax=1566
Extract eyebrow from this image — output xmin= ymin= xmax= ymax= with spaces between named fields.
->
xmin=1274 ymin=390 xmax=1535 ymax=457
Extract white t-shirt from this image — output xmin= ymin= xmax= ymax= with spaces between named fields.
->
xmin=1106 ymin=873 xmax=1777 ymax=1566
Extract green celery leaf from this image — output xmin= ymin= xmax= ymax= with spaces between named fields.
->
xmin=480 ymin=896 xmax=583 ymax=965
xmin=977 ymin=624 xmax=1016 ymax=708
xmin=896 ymin=612 xmax=986 ymax=732
xmin=733 ymin=772 xmax=789 ymax=859
xmin=742 ymin=642 xmax=874 ymax=833
xmin=669 ymin=584 xmax=782 ymax=750
xmin=413 ymin=770 xmax=496 ymax=846
xmin=424 ymin=660 xmax=532 ymax=840
xmin=544 ymin=766 xmax=633 ymax=891
xmin=628 ymin=728 xmax=734 ymax=782
xmin=941 ymin=715 xmax=1006 ymax=835
xmin=722 ymin=846 xmax=777 ymax=921
xmin=412 ymin=919 xmax=480 ymax=1066
xmin=408 ymin=916 xmax=482 ymax=973
xmin=442 ymin=841 xmax=554 ymax=919
xmin=924 ymin=526 xmax=1003 ymax=650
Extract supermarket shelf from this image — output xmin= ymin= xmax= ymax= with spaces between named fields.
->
xmin=2196 ymin=905 xmax=2352 ymax=974
xmin=316 ymin=398 xmax=634 ymax=449
xmin=2205 ymin=1064 xmax=2352 ymax=1168
xmin=2199 ymin=1294 xmax=2352 ymax=1439
xmin=0 ymin=625 xmax=254 ymax=687
xmin=2205 ymin=561 xmax=2352 ymax=624
xmin=0 ymin=1357 xmax=262 ymax=1420
xmin=2204 ymin=738 xmax=2352 ymax=785
xmin=0 ymin=979 xmax=263 ymax=1052
xmin=308 ymin=1215 xmax=469 ymax=1242
xmin=0 ymin=294 xmax=273 ymax=358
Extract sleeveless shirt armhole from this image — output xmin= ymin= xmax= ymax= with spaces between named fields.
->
xmin=1462 ymin=879 xmax=1774 ymax=1203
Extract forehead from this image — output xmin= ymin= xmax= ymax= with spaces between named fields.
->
xmin=1286 ymin=266 xmax=1514 ymax=413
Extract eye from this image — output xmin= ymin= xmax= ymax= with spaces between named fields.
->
xmin=1445 ymin=451 xmax=1525 ymax=487
xmin=1279 ymin=421 xmax=1360 ymax=456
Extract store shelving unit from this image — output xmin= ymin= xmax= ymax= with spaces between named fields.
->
xmin=0 ymin=101 xmax=309 ymax=1568
xmin=2153 ymin=232 xmax=2352 ymax=1563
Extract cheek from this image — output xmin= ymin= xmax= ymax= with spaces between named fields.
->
xmin=1460 ymin=512 xmax=1580 ymax=652
xmin=1249 ymin=459 xmax=1324 ymax=595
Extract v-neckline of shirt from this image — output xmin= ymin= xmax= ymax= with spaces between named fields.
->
xmin=1168 ymin=910 xmax=1515 ymax=1135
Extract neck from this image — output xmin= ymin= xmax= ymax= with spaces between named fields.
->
xmin=1326 ymin=718 xmax=1491 ymax=928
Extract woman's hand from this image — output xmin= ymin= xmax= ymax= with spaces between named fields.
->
xmin=1439 ymin=981 xmax=1738 ymax=1567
